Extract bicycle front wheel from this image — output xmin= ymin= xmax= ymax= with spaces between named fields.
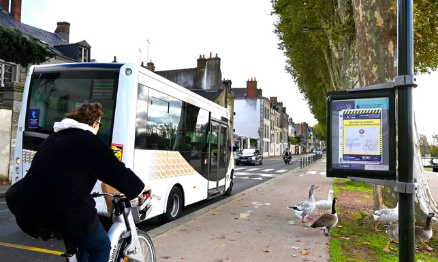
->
xmin=115 ymin=230 xmax=156 ymax=262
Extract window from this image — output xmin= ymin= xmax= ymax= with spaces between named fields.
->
xmin=79 ymin=47 xmax=89 ymax=62
xmin=0 ymin=63 xmax=18 ymax=87
xmin=26 ymin=69 xmax=119 ymax=144
xmin=265 ymin=141 xmax=269 ymax=152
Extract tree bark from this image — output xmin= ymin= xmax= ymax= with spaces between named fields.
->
xmin=347 ymin=0 xmax=435 ymax=215
xmin=351 ymin=0 xmax=397 ymax=86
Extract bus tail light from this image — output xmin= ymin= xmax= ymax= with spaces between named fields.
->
xmin=205 ymin=157 xmax=209 ymax=166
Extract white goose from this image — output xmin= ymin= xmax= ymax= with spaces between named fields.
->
xmin=288 ymin=184 xmax=319 ymax=223
xmin=367 ymin=202 xmax=398 ymax=232
xmin=315 ymin=189 xmax=334 ymax=216
xmin=383 ymin=223 xmax=399 ymax=252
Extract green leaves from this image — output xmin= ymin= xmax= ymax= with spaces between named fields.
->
xmin=0 ymin=28 xmax=52 ymax=67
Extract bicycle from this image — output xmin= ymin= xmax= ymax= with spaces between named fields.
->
xmin=62 ymin=190 xmax=160 ymax=262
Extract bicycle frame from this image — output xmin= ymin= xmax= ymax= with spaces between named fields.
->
xmin=65 ymin=192 xmax=156 ymax=262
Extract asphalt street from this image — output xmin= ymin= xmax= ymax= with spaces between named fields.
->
xmin=0 ymin=155 xmax=307 ymax=261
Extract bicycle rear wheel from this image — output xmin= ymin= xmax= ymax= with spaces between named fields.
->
xmin=115 ymin=230 xmax=156 ymax=262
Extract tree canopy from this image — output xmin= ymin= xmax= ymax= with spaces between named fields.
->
xmin=0 ymin=28 xmax=52 ymax=67
xmin=272 ymin=0 xmax=438 ymax=126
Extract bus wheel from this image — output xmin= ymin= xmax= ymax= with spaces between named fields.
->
xmin=225 ymin=178 xmax=233 ymax=196
xmin=162 ymin=187 xmax=183 ymax=222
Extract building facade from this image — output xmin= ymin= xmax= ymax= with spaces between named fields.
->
xmin=233 ymin=79 xmax=291 ymax=157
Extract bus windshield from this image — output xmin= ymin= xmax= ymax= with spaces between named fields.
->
xmin=25 ymin=66 xmax=120 ymax=145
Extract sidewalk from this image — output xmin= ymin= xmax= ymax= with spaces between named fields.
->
xmin=150 ymin=157 xmax=333 ymax=262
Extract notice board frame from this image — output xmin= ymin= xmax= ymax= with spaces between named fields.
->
xmin=326 ymin=88 xmax=396 ymax=180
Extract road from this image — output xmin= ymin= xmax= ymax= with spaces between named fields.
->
xmin=0 ymin=155 xmax=304 ymax=261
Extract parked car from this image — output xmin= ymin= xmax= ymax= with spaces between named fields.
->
xmin=236 ymin=149 xmax=263 ymax=166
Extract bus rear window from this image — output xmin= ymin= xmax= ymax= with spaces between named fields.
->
xmin=26 ymin=69 xmax=119 ymax=145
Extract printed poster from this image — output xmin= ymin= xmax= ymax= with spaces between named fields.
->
xmin=340 ymin=109 xmax=382 ymax=163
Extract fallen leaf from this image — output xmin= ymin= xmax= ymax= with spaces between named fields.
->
xmin=341 ymin=237 xmax=350 ymax=240
xmin=243 ymin=205 xmax=249 ymax=207
xmin=301 ymin=250 xmax=310 ymax=255
xmin=263 ymin=249 xmax=269 ymax=253
xmin=296 ymin=240 xmax=302 ymax=242
xmin=363 ymin=242 xmax=371 ymax=245
xmin=181 ymin=257 xmax=186 ymax=260
xmin=222 ymin=244 xmax=226 ymax=247
xmin=292 ymin=246 xmax=300 ymax=250
xmin=292 ymin=254 xmax=297 ymax=257
xmin=213 ymin=213 xmax=221 ymax=215
xmin=416 ymin=33 xmax=423 ymax=38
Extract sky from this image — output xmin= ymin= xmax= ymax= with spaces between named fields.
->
xmin=20 ymin=0 xmax=436 ymax=141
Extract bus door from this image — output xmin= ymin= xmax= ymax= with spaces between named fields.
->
xmin=208 ymin=120 xmax=228 ymax=196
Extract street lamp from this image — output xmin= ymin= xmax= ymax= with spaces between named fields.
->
xmin=300 ymin=26 xmax=328 ymax=33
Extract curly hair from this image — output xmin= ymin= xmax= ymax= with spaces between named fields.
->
xmin=65 ymin=102 xmax=103 ymax=126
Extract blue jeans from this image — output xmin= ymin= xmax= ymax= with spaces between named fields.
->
xmin=76 ymin=223 xmax=111 ymax=262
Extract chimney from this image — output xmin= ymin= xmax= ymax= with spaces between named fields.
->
xmin=197 ymin=54 xmax=207 ymax=68
xmin=55 ymin=22 xmax=70 ymax=42
xmin=112 ymin=56 xmax=117 ymax=63
xmin=246 ymin=78 xmax=258 ymax=99
xmin=11 ymin=0 xmax=21 ymax=23
xmin=270 ymin=97 xmax=278 ymax=104
xmin=146 ymin=61 xmax=155 ymax=72
xmin=0 ymin=0 xmax=9 ymax=12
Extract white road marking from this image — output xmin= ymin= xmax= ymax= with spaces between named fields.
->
xmin=260 ymin=174 xmax=275 ymax=178
xmin=234 ymin=168 xmax=246 ymax=170
xmin=261 ymin=169 xmax=274 ymax=172
xmin=234 ymin=172 xmax=253 ymax=176
xmin=246 ymin=168 xmax=260 ymax=171
xmin=276 ymin=169 xmax=288 ymax=173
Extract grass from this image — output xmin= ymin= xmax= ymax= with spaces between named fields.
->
xmin=330 ymin=178 xmax=438 ymax=262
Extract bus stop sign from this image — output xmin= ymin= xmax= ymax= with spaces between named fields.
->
xmin=326 ymin=88 xmax=395 ymax=180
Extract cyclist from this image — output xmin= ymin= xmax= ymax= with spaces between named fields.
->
xmin=283 ymin=148 xmax=291 ymax=159
xmin=13 ymin=102 xmax=146 ymax=262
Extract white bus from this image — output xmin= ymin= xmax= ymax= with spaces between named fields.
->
xmin=13 ymin=62 xmax=235 ymax=223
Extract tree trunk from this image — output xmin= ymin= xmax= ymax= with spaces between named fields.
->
xmin=346 ymin=0 xmax=435 ymax=215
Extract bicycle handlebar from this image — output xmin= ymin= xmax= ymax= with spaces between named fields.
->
xmin=91 ymin=192 xmax=125 ymax=198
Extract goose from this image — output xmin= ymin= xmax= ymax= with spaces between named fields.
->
xmin=367 ymin=202 xmax=398 ymax=232
xmin=315 ymin=189 xmax=334 ymax=216
xmin=311 ymin=198 xmax=338 ymax=236
xmin=415 ymin=212 xmax=435 ymax=251
xmin=288 ymin=184 xmax=319 ymax=223
xmin=383 ymin=223 xmax=399 ymax=252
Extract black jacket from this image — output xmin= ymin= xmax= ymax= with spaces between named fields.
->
xmin=14 ymin=128 xmax=145 ymax=241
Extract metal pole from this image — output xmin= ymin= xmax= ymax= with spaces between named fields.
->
xmin=397 ymin=0 xmax=415 ymax=261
